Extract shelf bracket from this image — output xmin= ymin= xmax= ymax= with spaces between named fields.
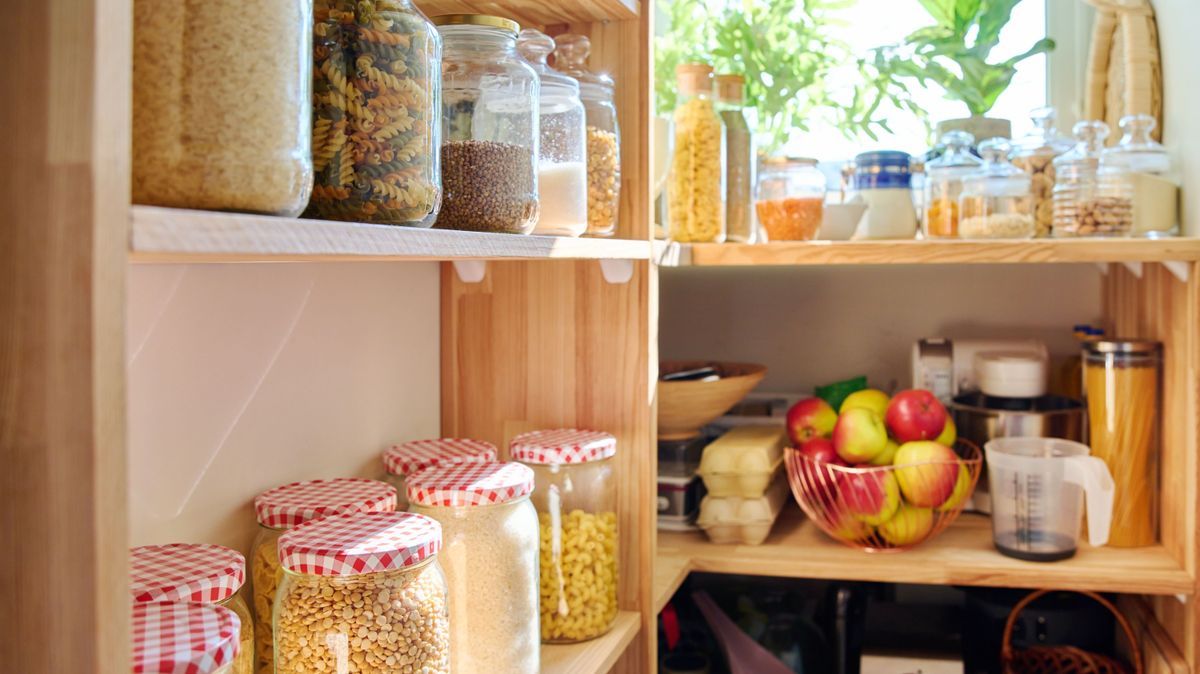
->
xmin=1162 ymin=260 xmax=1191 ymax=283
xmin=1095 ymin=262 xmax=1110 ymax=275
xmin=1123 ymin=261 xmax=1144 ymax=278
xmin=598 ymin=259 xmax=634 ymax=284
xmin=452 ymin=260 xmax=487 ymax=283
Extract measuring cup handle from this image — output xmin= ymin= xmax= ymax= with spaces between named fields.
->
xmin=1063 ymin=455 xmax=1115 ymax=547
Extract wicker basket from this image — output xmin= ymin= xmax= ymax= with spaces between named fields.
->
xmin=1002 ymin=589 xmax=1142 ymax=674
xmin=1084 ymin=0 xmax=1162 ymax=143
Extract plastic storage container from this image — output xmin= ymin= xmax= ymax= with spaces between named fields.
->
xmin=512 ymin=429 xmax=619 ymax=643
xmin=1010 ymin=107 xmax=1074 ymax=237
xmin=755 ymin=156 xmax=826 ymax=241
xmin=1052 ymin=121 xmax=1133 ymax=237
xmin=696 ymin=471 xmax=789 ymax=545
xmin=408 ymin=462 xmax=539 ymax=674
xmin=658 ymin=474 xmax=705 ymax=521
xmin=923 ymin=131 xmax=983 ymax=238
xmin=958 ymin=139 xmax=1034 ymax=239
xmin=1103 ymin=114 xmax=1170 ymax=174
xmin=132 ymin=0 xmax=312 ymax=215
xmin=434 ymin=15 xmax=539 ymax=234
xmin=697 ymin=426 xmax=788 ymax=498
xmin=716 ymin=74 xmax=755 ymax=243
xmin=132 ymin=601 xmax=241 ymax=674
xmin=383 ymin=437 xmax=498 ymax=509
xmin=851 ymin=151 xmax=917 ymax=239
xmin=668 ymin=63 xmax=725 ymax=243
xmin=250 ymin=478 xmax=397 ymax=674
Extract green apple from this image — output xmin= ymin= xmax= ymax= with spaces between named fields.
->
xmin=878 ymin=504 xmax=934 ymax=547
xmin=934 ymin=416 xmax=957 ymax=446
xmin=893 ymin=441 xmax=959 ymax=507
xmin=832 ymin=407 xmax=889 ymax=463
xmin=869 ymin=439 xmax=900 ymax=466
xmin=935 ymin=465 xmax=972 ymax=512
xmin=839 ymin=388 xmax=890 ymax=418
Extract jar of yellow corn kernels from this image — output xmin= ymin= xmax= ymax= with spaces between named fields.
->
xmin=250 ymin=478 xmax=397 ymax=674
xmin=275 ymin=512 xmax=449 ymax=673
xmin=383 ymin=437 xmax=498 ymax=509
xmin=512 ymin=428 xmax=619 ymax=643
xmin=134 ymin=601 xmax=242 ymax=674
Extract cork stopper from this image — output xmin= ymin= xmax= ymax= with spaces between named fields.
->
xmin=676 ymin=63 xmax=713 ymax=97
xmin=714 ymin=74 xmax=744 ymax=104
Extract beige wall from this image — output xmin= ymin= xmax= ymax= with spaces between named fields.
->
xmin=1155 ymin=0 xmax=1200 ymax=235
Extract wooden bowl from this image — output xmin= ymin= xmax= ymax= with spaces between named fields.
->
xmin=658 ymin=361 xmax=767 ymax=440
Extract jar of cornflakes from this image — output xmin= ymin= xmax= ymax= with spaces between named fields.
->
xmin=383 ymin=438 xmax=498 ymax=509
xmin=132 ymin=601 xmax=241 ymax=674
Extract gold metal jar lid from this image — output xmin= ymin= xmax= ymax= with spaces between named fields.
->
xmin=431 ymin=14 xmax=520 ymax=35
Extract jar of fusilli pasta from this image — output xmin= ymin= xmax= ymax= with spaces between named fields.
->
xmin=306 ymin=0 xmax=443 ymax=225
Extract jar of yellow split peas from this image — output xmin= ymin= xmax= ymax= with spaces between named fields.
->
xmin=512 ymin=428 xmax=619 ymax=643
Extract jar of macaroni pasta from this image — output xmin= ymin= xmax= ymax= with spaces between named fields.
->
xmin=383 ymin=438 xmax=498 ymax=509
xmin=129 ymin=544 xmax=253 ymax=674
xmin=408 ymin=461 xmax=540 ymax=673
xmin=275 ymin=512 xmax=449 ymax=673
xmin=668 ymin=63 xmax=725 ymax=243
xmin=132 ymin=601 xmax=241 ymax=674
xmin=250 ymin=478 xmax=397 ymax=674
xmin=511 ymin=428 xmax=619 ymax=643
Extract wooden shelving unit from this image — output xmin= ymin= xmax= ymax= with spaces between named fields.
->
xmin=542 ymin=611 xmax=641 ymax=674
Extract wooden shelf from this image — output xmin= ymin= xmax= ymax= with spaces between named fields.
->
xmin=414 ymin=0 xmax=638 ymax=26
xmin=129 ymin=206 xmax=652 ymax=263
xmin=541 ymin=610 xmax=641 ymax=674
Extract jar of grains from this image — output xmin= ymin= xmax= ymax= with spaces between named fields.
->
xmin=716 ymin=74 xmax=755 ymax=243
xmin=1010 ymin=107 xmax=1073 ymax=237
xmin=553 ymin=33 xmax=621 ymax=237
xmin=922 ymin=131 xmax=982 ymax=238
xmin=382 ymin=437 xmax=498 ymax=509
xmin=250 ymin=478 xmax=397 ymax=674
xmin=433 ymin=14 xmax=540 ymax=234
xmin=131 ymin=0 xmax=312 ymax=215
xmin=305 ymin=0 xmax=442 ymax=225
xmin=755 ymin=156 xmax=826 ymax=241
xmin=668 ymin=63 xmax=725 ymax=243
xmin=511 ymin=428 xmax=619 ymax=643
xmin=519 ymin=29 xmax=589 ymax=237
xmin=274 ymin=512 xmax=449 ymax=674
xmin=133 ymin=601 xmax=241 ymax=674
xmin=129 ymin=544 xmax=254 ymax=674
xmin=407 ymin=462 xmax=540 ymax=673
xmin=958 ymin=139 xmax=1035 ymax=239
xmin=1053 ymin=121 xmax=1133 ymax=237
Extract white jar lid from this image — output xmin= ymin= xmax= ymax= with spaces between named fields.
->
xmin=976 ymin=351 xmax=1047 ymax=398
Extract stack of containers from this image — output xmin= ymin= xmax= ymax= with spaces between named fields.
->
xmin=657 ymin=436 xmax=707 ymax=531
xmin=132 ymin=601 xmax=242 ymax=674
xmin=695 ymin=426 xmax=791 ymax=544
xmin=383 ymin=438 xmax=498 ymax=509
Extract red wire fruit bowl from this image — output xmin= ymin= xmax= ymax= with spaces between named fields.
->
xmin=784 ymin=440 xmax=982 ymax=552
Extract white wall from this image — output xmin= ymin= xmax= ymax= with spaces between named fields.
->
xmin=1154 ymin=0 xmax=1200 ymax=235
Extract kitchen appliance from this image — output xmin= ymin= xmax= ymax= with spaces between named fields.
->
xmin=912 ymin=338 xmax=1048 ymax=401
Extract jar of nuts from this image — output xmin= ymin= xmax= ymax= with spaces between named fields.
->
xmin=275 ymin=512 xmax=449 ymax=674
xmin=383 ymin=438 xmax=498 ymax=509
xmin=1011 ymin=107 xmax=1074 ymax=237
xmin=250 ymin=478 xmax=397 ymax=674
xmin=1053 ymin=121 xmax=1134 ymax=237
xmin=922 ymin=131 xmax=982 ymax=238
xmin=511 ymin=429 xmax=619 ymax=643
xmin=133 ymin=601 xmax=242 ymax=674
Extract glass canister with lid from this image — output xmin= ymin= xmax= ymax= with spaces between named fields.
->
xmin=852 ymin=151 xmax=917 ymax=239
xmin=250 ymin=478 xmax=397 ymax=674
xmin=407 ymin=462 xmax=540 ymax=674
xmin=1010 ymin=107 xmax=1074 ymax=237
xmin=755 ymin=157 xmax=825 ymax=241
xmin=1052 ymin=121 xmax=1133 ymax=237
xmin=715 ymin=74 xmax=755 ymax=243
xmin=133 ymin=601 xmax=242 ymax=674
xmin=512 ymin=428 xmax=619 ymax=643
xmin=433 ymin=14 xmax=540 ymax=234
xmin=274 ymin=511 xmax=449 ymax=673
xmin=1103 ymin=114 xmax=1170 ymax=174
xmin=923 ymin=131 xmax=983 ymax=238
xmin=553 ymin=33 xmax=621 ymax=237
xmin=958 ymin=139 xmax=1035 ymax=239
xmin=668 ymin=63 xmax=725 ymax=243
xmin=383 ymin=437 xmax=498 ymax=509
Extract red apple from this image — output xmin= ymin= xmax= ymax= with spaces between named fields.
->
xmin=787 ymin=397 xmax=838 ymax=445
xmin=878 ymin=504 xmax=934 ymax=546
xmin=935 ymin=465 xmax=972 ymax=512
xmin=839 ymin=389 xmax=890 ymax=417
xmin=885 ymin=389 xmax=949 ymax=443
xmin=868 ymin=439 xmax=899 ymax=466
xmin=794 ymin=438 xmax=845 ymax=506
xmin=892 ymin=441 xmax=960 ymax=507
xmin=934 ymin=416 xmax=957 ymax=446
xmin=832 ymin=407 xmax=888 ymax=463
xmin=839 ymin=469 xmax=900 ymax=525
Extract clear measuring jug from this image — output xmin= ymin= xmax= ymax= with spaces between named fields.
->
xmin=984 ymin=437 xmax=1114 ymax=562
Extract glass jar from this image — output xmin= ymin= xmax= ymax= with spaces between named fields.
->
xmin=958 ymin=139 xmax=1034 ymax=239
xmin=852 ymin=151 xmax=917 ymax=239
xmin=408 ymin=462 xmax=540 ymax=674
xmin=1011 ymin=107 xmax=1074 ymax=237
xmin=755 ymin=157 xmax=825 ymax=241
xmin=923 ymin=131 xmax=982 ymax=238
xmin=1053 ymin=121 xmax=1133 ymax=237
xmin=518 ymin=29 xmax=588 ymax=237
xmin=668 ymin=63 xmax=725 ymax=243
xmin=511 ymin=429 xmax=619 ymax=643
xmin=553 ymin=34 xmax=620 ymax=237
xmin=133 ymin=601 xmax=241 ymax=674
xmin=716 ymin=74 xmax=755 ymax=243
xmin=1103 ymin=114 xmax=1170 ymax=174
xmin=275 ymin=512 xmax=449 ymax=673
xmin=383 ymin=437 xmax=498 ymax=509
xmin=306 ymin=0 xmax=441 ymax=225
xmin=251 ymin=478 xmax=397 ymax=674
xmin=132 ymin=0 xmax=312 ymax=215
xmin=433 ymin=15 xmax=539 ymax=234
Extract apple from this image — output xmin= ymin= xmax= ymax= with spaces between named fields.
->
xmin=885 ymin=389 xmax=949 ymax=443
xmin=934 ymin=415 xmax=957 ymax=446
xmin=869 ymin=439 xmax=899 ymax=466
xmin=892 ymin=441 xmax=960 ymax=507
xmin=787 ymin=397 xmax=838 ymax=445
xmin=878 ymin=504 xmax=934 ymax=546
xmin=827 ymin=507 xmax=873 ymax=543
xmin=832 ymin=407 xmax=889 ymax=463
xmin=935 ymin=465 xmax=972 ymax=512
xmin=839 ymin=389 xmax=890 ymax=418
xmin=795 ymin=438 xmax=845 ymax=506
xmin=839 ymin=469 xmax=900 ymax=525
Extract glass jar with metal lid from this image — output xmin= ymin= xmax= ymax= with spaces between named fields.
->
xmin=755 ymin=156 xmax=825 ymax=241
xmin=133 ymin=601 xmax=242 ymax=674
xmin=958 ymin=139 xmax=1034 ymax=239
xmin=383 ymin=437 xmax=498 ymax=509
xmin=923 ymin=131 xmax=983 ymax=238
xmin=433 ymin=14 xmax=539 ymax=234
xmin=851 ymin=150 xmax=917 ymax=239
xmin=1052 ymin=121 xmax=1133 ymax=237
xmin=1011 ymin=107 xmax=1073 ymax=237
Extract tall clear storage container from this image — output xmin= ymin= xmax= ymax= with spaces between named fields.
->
xmin=958 ymin=139 xmax=1035 ymax=239
xmin=1103 ymin=114 xmax=1170 ymax=174
xmin=133 ymin=602 xmax=241 ymax=674
xmin=668 ymin=63 xmax=725 ymax=242
xmin=922 ymin=131 xmax=982 ymax=238
xmin=1010 ymin=107 xmax=1073 ymax=237
xmin=434 ymin=15 xmax=539 ymax=234
xmin=383 ymin=437 xmax=498 ymax=509
xmin=1052 ymin=121 xmax=1133 ymax=237
xmin=716 ymin=74 xmax=755 ymax=243
xmin=306 ymin=0 xmax=442 ymax=225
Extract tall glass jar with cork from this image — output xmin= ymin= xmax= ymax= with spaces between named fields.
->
xmin=668 ymin=63 xmax=725 ymax=243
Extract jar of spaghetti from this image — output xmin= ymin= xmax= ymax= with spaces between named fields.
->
xmin=755 ymin=156 xmax=825 ymax=241
xmin=133 ymin=601 xmax=241 ymax=674
xmin=383 ymin=438 xmax=498 ymax=509
xmin=1083 ymin=338 xmax=1162 ymax=547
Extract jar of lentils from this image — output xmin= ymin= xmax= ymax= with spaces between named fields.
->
xmin=408 ymin=461 xmax=540 ymax=673
xmin=511 ymin=428 xmax=619 ymax=643
xmin=132 ymin=601 xmax=242 ymax=674
xmin=383 ymin=437 xmax=498 ymax=509
xmin=275 ymin=512 xmax=449 ymax=673
xmin=250 ymin=478 xmax=397 ymax=674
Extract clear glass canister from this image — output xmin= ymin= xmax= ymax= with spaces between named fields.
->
xmin=407 ymin=462 xmax=540 ymax=674
xmin=275 ymin=512 xmax=449 ymax=673
xmin=958 ymin=139 xmax=1034 ymax=239
xmin=923 ymin=131 xmax=982 ymax=238
xmin=133 ymin=602 xmax=241 ymax=674
xmin=1103 ymin=114 xmax=1170 ymax=174
xmin=553 ymin=33 xmax=620 ymax=237
xmin=251 ymin=478 xmax=398 ymax=674
xmin=511 ymin=429 xmax=619 ymax=643
xmin=306 ymin=0 xmax=442 ymax=225
xmin=132 ymin=0 xmax=312 ymax=215
xmin=755 ymin=156 xmax=825 ymax=241
xmin=668 ymin=63 xmax=725 ymax=243
xmin=1011 ymin=107 xmax=1073 ymax=237
xmin=716 ymin=74 xmax=755 ymax=243
xmin=434 ymin=15 xmax=539 ymax=234
xmin=1053 ymin=121 xmax=1133 ymax=237
xmin=383 ymin=437 xmax=498 ymax=509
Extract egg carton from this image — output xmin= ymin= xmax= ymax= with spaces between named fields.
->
xmin=696 ymin=472 xmax=790 ymax=545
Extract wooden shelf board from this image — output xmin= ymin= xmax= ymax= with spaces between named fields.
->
xmin=656 ymin=509 xmax=1193 ymax=608
xmin=414 ymin=0 xmax=638 ymax=26
xmin=541 ymin=610 xmax=641 ymax=674
xmin=129 ymin=206 xmax=651 ymax=263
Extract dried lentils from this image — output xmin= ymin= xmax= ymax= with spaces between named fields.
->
xmin=437 ymin=140 xmax=538 ymax=233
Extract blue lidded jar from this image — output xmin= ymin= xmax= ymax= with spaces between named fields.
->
xmin=850 ymin=150 xmax=918 ymax=239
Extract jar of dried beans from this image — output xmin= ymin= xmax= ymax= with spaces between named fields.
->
xmin=512 ymin=429 xmax=619 ymax=643
xmin=274 ymin=512 xmax=449 ymax=674
xmin=1011 ymin=107 xmax=1073 ymax=237
xmin=383 ymin=438 xmax=498 ymax=509
xmin=408 ymin=462 xmax=540 ymax=673
xmin=923 ymin=131 xmax=982 ymax=238
xmin=1053 ymin=121 xmax=1133 ymax=237
xmin=755 ymin=156 xmax=825 ymax=241
xmin=668 ymin=63 xmax=725 ymax=243
xmin=250 ymin=478 xmax=397 ymax=674
xmin=133 ymin=601 xmax=242 ymax=674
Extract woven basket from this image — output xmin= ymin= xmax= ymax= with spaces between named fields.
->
xmin=1083 ymin=0 xmax=1163 ymax=143
xmin=1002 ymin=589 xmax=1142 ymax=674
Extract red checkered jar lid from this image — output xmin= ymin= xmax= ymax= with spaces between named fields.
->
xmin=278 ymin=511 xmax=442 ymax=576
xmin=510 ymin=429 xmax=617 ymax=465
xmin=383 ymin=438 xmax=498 ymax=477
xmin=132 ymin=601 xmax=240 ymax=674
xmin=130 ymin=543 xmax=246 ymax=604
xmin=254 ymin=478 xmax=397 ymax=530
xmin=406 ymin=461 xmax=535 ymax=507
